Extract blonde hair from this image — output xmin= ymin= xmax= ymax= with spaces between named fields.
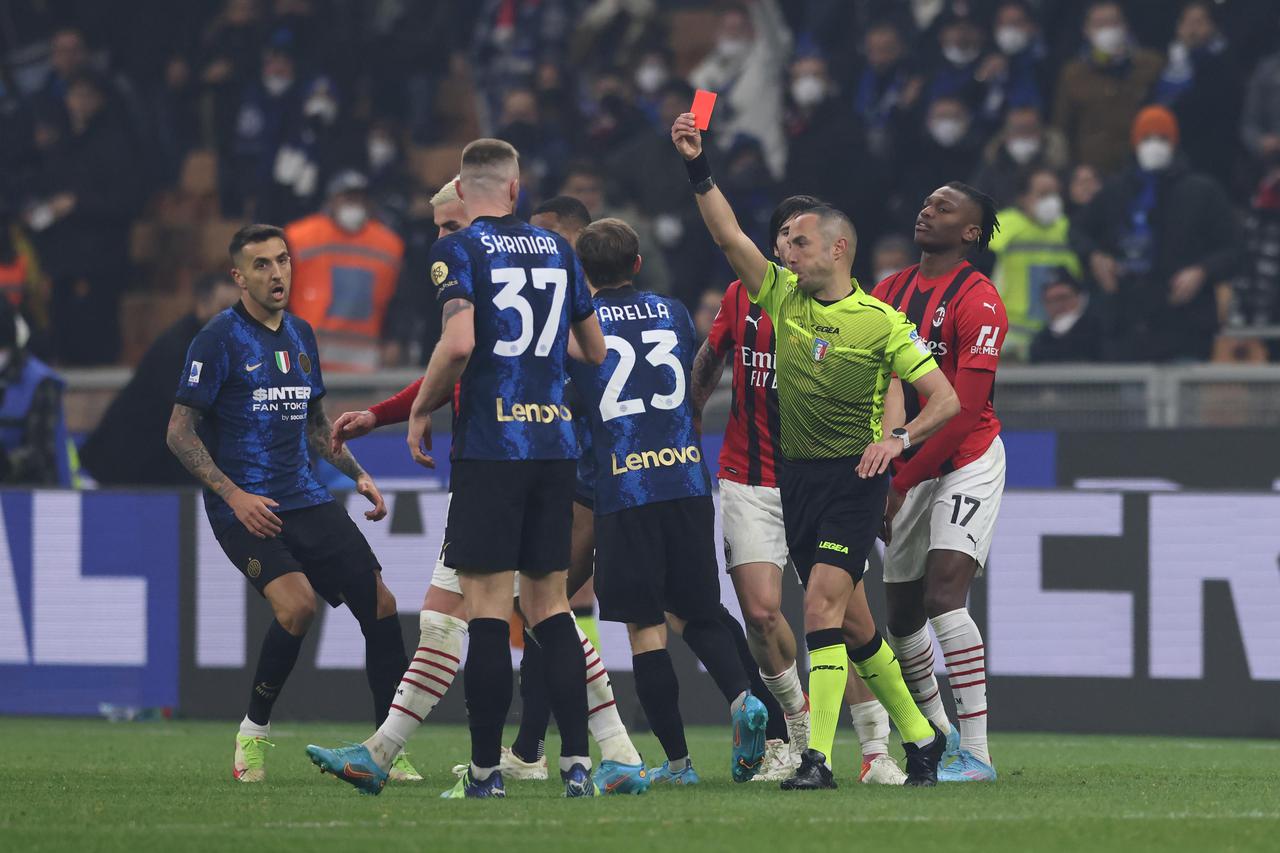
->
xmin=430 ymin=175 xmax=461 ymax=208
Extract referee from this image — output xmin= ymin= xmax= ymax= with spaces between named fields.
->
xmin=673 ymin=114 xmax=959 ymax=789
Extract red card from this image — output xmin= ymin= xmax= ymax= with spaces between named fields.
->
xmin=692 ymin=89 xmax=717 ymax=131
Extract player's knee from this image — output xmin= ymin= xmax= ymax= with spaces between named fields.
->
xmin=923 ymin=584 xmax=964 ymax=619
xmin=278 ymin=596 xmax=317 ymax=633
xmin=375 ymin=581 xmax=397 ymax=620
xmin=741 ymin=601 xmax=781 ymax=637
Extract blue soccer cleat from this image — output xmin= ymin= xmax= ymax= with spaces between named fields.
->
xmin=731 ymin=693 xmax=769 ymax=782
xmin=306 ymin=743 xmax=388 ymax=796
xmin=561 ymin=763 xmax=600 ymax=798
xmin=939 ymin=749 xmax=998 ymax=783
xmin=944 ymin=723 xmax=961 ymax=762
xmin=647 ymin=760 xmax=700 ymax=786
xmin=441 ymin=767 xmax=506 ymax=799
xmin=594 ymin=760 xmax=650 ymax=795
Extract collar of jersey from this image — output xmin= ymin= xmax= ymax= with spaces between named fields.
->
xmin=234 ymin=300 xmax=285 ymax=335
xmin=472 ymin=214 xmax=522 ymax=225
xmin=593 ymin=284 xmax=637 ymax=299
xmin=811 ymin=278 xmax=863 ymax=307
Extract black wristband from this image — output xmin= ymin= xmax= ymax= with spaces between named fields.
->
xmin=684 ymin=150 xmax=712 ymax=187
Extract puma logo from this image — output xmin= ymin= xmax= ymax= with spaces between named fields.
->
xmin=966 ymin=533 xmax=978 ymax=545
xmin=744 ymin=315 xmax=761 ymax=329
xmin=982 ymin=302 xmax=997 ymax=313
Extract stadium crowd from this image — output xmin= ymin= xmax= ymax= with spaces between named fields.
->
xmin=2 ymin=0 xmax=1280 ymax=367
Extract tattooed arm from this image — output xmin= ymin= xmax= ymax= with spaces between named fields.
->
xmin=407 ymin=298 xmax=474 ymax=468
xmin=167 ymin=403 xmax=283 ymax=537
xmin=689 ymin=337 xmax=728 ymax=422
xmin=306 ymin=398 xmax=388 ymax=521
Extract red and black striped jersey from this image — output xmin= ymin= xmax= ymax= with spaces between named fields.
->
xmin=871 ymin=261 xmax=1005 ymax=474
xmin=707 ymin=280 xmax=781 ymax=487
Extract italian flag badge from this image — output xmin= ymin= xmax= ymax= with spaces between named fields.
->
xmin=274 ymin=351 xmax=291 ymax=373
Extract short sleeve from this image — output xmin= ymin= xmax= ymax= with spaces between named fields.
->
xmin=431 ymin=236 xmax=473 ymax=305
xmin=174 ymin=327 xmax=230 ymax=411
xmin=568 ymin=252 xmax=593 ymax=322
xmin=886 ymin=311 xmax=937 ymax=384
xmin=747 ymin=262 xmax=788 ymax=319
xmin=303 ymin=324 xmax=326 ymax=400
xmin=706 ymin=285 xmax=735 ymax=356
xmin=954 ymin=285 xmax=1007 ymax=372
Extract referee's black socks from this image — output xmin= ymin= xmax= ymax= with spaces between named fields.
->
xmin=531 ymin=612 xmax=590 ymax=765
xmin=465 ymin=617 xmax=513 ymax=772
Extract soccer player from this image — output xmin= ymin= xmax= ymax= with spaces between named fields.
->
xmin=567 ymin=217 xmax=770 ymax=785
xmin=166 ymin=224 xmax=409 ymax=784
xmin=871 ymin=182 xmax=1008 ymax=783
xmin=691 ymin=194 xmax=907 ymax=785
xmin=315 ymin=183 xmax=647 ymax=795
xmin=674 ymin=112 xmax=958 ymax=788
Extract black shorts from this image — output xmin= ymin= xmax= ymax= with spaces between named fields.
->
xmin=215 ymin=500 xmax=381 ymax=607
xmin=594 ymin=496 xmax=721 ymax=627
xmin=778 ymin=456 xmax=888 ymax=586
xmin=444 ymin=458 xmax=575 ymax=576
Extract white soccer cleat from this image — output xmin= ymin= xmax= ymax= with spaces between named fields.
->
xmin=784 ymin=703 xmax=810 ymax=755
xmin=452 ymin=746 xmax=548 ymax=781
xmin=750 ymin=739 xmax=799 ymax=782
xmin=859 ymin=752 xmax=908 ymax=785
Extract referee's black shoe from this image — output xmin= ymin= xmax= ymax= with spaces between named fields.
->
xmin=780 ymin=748 xmax=837 ymax=790
xmin=903 ymin=723 xmax=946 ymax=786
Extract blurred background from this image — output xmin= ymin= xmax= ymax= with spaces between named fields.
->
xmin=0 ymin=0 xmax=1277 ymax=735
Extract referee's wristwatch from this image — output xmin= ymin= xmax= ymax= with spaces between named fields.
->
xmin=890 ymin=428 xmax=911 ymax=450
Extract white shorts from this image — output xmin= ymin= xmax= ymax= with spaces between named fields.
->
xmin=720 ymin=479 xmax=790 ymax=574
xmin=883 ymin=436 xmax=1006 ymax=583
xmin=427 ymin=494 xmax=519 ymax=596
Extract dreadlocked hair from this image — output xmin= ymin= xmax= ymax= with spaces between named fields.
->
xmin=945 ymin=181 xmax=1000 ymax=253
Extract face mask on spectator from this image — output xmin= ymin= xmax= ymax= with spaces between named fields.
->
xmin=1032 ymin=193 xmax=1064 ymax=227
xmin=1090 ymin=25 xmax=1127 ymax=56
xmin=1136 ymin=137 xmax=1174 ymax=171
xmin=943 ymin=45 xmax=980 ymax=66
xmin=790 ymin=75 xmax=826 ymax=107
xmin=717 ymin=36 xmax=750 ymax=59
xmin=929 ymin=117 xmax=966 ymax=147
xmin=263 ymin=73 xmax=292 ymax=97
xmin=368 ymin=137 xmax=396 ymax=170
xmin=333 ymin=203 xmax=368 ymax=232
xmin=304 ymin=92 xmax=338 ymax=124
xmin=995 ymin=26 xmax=1030 ymax=55
xmin=1006 ymin=136 xmax=1041 ymax=164
xmin=1049 ymin=298 xmax=1086 ymax=335
xmin=634 ymin=62 xmax=667 ymax=94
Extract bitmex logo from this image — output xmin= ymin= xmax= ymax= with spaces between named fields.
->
xmin=495 ymin=398 xmax=573 ymax=423
xmin=611 ymin=445 xmax=702 ymax=474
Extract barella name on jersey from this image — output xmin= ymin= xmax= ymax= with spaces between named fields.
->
xmin=251 ymin=385 xmax=312 ymax=412
xmin=611 ymin=443 xmax=702 ymax=475
xmin=596 ymin=302 xmax=671 ymax=323
xmin=479 ymin=234 xmax=561 ymax=255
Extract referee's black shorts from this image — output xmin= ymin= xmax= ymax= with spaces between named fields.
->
xmin=778 ymin=456 xmax=888 ymax=586
xmin=444 ymin=458 xmax=575 ymax=577
xmin=214 ymin=500 xmax=381 ymax=607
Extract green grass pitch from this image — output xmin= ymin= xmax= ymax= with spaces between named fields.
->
xmin=1 ymin=719 xmax=1277 ymax=852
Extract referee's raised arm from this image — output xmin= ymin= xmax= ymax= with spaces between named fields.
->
xmin=672 ymin=113 xmax=770 ymax=297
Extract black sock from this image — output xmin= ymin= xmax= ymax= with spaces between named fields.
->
xmin=715 ymin=605 xmax=788 ymax=741
xmin=531 ymin=612 xmax=589 ymax=760
xmin=363 ymin=614 xmax=408 ymax=727
xmin=465 ymin=618 xmax=513 ymax=770
xmin=511 ymin=629 xmax=552 ymax=762
xmin=246 ymin=620 xmax=304 ymax=726
xmin=632 ymin=648 xmax=689 ymax=762
xmin=681 ymin=615 xmax=751 ymax=704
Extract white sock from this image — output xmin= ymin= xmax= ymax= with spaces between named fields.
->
xmin=885 ymin=625 xmax=952 ymax=734
xmin=760 ymin=661 xmax=807 ymax=716
xmin=364 ymin=609 xmax=467 ymax=770
xmin=579 ymin=624 xmax=642 ymax=765
xmin=471 ymin=762 xmax=498 ymax=781
xmin=559 ymin=755 xmax=592 ymax=774
xmin=239 ymin=716 xmax=269 ymax=739
xmin=848 ymin=699 xmax=890 ymax=759
xmin=931 ymin=608 xmax=989 ymax=764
